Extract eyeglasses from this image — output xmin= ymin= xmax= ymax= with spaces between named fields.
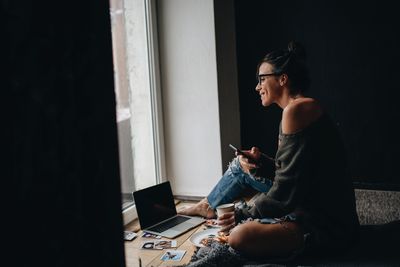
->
xmin=257 ymin=73 xmax=280 ymax=85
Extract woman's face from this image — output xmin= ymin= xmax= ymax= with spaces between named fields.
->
xmin=255 ymin=62 xmax=281 ymax=107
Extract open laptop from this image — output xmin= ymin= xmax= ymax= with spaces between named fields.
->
xmin=133 ymin=181 xmax=205 ymax=239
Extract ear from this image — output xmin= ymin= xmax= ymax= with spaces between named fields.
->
xmin=279 ymin=74 xmax=288 ymax=86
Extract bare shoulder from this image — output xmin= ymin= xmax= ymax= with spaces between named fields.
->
xmin=282 ymin=98 xmax=323 ymax=134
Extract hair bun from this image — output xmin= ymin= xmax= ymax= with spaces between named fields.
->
xmin=288 ymin=40 xmax=307 ymax=61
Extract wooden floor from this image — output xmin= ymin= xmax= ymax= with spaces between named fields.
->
xmin=124 ymin=200 xmax=206 ymax=267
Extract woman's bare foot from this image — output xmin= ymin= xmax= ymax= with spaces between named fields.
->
xmin=178 ymin=198 xmax=216 ymax=219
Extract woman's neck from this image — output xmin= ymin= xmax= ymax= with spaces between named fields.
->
xmin=278 ymin=92 xmax=303 ymax=109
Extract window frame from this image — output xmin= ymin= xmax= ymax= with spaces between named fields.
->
xmin=110 ymin=0 xmax=166 ymax=225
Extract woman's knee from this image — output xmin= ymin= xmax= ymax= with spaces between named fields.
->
xmin=228 ymin=221 xmax=305 ymax=258
xmin=228 ymin=222 xmax=258 ymax=250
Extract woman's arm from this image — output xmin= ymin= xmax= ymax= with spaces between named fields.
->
xmin=235 ymin=99 xmax=323 ymax=220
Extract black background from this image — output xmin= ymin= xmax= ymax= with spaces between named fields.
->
xmin=3 ymin=0 xmax=125 ymax=266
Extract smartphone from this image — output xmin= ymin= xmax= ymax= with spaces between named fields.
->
xmin=229 ymin=144 xmax=275 ymax=163
xmin=229 ymin=144 xmax=258 ymax=162
xmin=229 ymin=144 xmax=245 ymax=155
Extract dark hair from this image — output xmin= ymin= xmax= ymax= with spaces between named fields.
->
xmin=257 ymin=41 xmax=310 ymax=95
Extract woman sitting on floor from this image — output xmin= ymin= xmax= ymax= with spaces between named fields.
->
xmin=180 ymin=41 xmax=360 ymax=259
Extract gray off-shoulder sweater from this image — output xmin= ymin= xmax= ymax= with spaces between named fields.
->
xmin=235 ymin=113 xmax=360 ymax=250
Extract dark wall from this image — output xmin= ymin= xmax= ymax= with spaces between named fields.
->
xmin=234 ymin=0 xmax=400 ymax=189
xmin=3 ymin=0 xmax=125 ymax=266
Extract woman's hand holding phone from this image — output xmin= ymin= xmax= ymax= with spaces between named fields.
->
xmin=229 ymin=144 xmax=261 ymax=174
xmin=238 ymin=147 xmax=261 ymax=174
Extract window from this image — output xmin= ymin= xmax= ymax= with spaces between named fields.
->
xmin=109 ymin=0 xmax=165 ymax=224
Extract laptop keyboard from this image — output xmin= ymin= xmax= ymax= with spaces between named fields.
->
xmin=147 ymin=216 xmax=191 ymax=233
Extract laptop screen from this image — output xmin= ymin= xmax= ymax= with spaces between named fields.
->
xmin=133 ymin=181 xmax=177 ymax=229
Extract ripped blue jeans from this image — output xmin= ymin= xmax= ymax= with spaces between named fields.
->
xmin=207 ymin=157 xmax=273 ymax=209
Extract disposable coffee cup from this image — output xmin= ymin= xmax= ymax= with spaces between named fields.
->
xmin=216 ymin=203 xmax=235 ymax=217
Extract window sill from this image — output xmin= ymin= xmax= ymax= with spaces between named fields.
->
xmin=122 ymin=204 xmax=137 ymax=225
